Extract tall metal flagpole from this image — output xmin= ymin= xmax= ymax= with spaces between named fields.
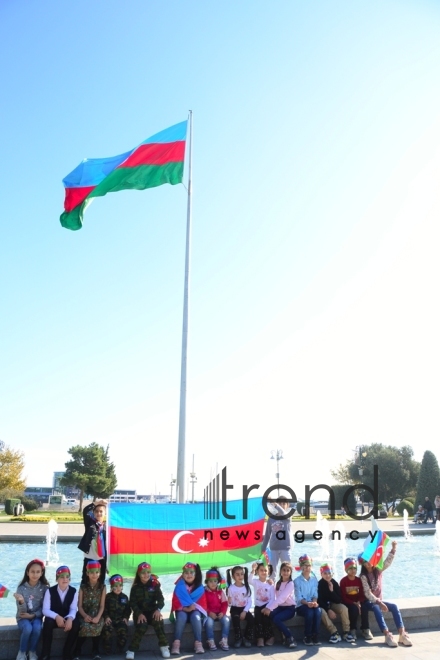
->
xmin=176 ymin=110 xmax=192 ymax=503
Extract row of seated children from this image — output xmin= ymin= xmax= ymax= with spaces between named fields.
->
xmin=14 ymin=545 xmax=412 ymax=659
xmin=13 ymin=559 xmax=170 ymax=660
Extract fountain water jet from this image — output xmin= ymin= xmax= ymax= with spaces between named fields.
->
xmin=315 ymin=511 xmax=330 ymax=560
xmin=403 ymin=509 xmax=412 ymax=540
xmin=46 ymin=519 xmax=59 ymax=566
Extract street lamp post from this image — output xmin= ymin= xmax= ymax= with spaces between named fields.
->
xmin=270 ymin=449 xmax=284 ymax=496
xmin=189 ymin=454 xmax=197 ymax=503
xmin=356 ymin=446 xmax=368 ymax=513
xmin=170 ymin=477 xmax=176 ymax=504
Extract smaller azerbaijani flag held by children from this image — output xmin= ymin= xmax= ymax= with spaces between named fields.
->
xmin=60 ymin=120 xmax=187 ymax=231
xmin=360 ymin=518 xmax=390 ymax=570
xmin=0 ymin=583 xmax=10 ymax=598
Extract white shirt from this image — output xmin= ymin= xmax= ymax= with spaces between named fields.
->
xmin=42 ymin=586 xmax=78 ymax=620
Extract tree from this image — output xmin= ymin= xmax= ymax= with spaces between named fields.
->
xmin=415 ymin=450 xmax=440 ymax=508
xmin=60 ymin=443 xmax=117 ymax=511
xmin=330 ymin=444 xmax=420 ymax=511
xmin=0 ymin=444 xmax=26 ymax=496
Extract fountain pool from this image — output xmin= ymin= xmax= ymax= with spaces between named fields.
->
xmin=1 ymin=535 xmax=439 ymax=618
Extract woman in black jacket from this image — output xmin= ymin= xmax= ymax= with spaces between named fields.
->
xmin=78 ymin=500 xmax=107 ymax=584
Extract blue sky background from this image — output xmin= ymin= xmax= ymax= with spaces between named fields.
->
xmin=1 ymin=0 xmax=440 ymax=499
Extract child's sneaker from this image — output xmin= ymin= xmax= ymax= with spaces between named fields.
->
xmin=362 ymin=629 xmax=373 ymax=640
xmin=194 ymin=642 xmax=205 ymax=654
xmin=126 ymin=653 xmax=134 ymax=660
xmin=243 ymin=640 xmax=252 ymax=648
xmin=256 ymin=638 xmax=264 ymax=648
xmin=29 ymin=653 xmax=38 ymax=660
xmin=312 ymin=635 xmax=321 ymax=646
xmin=207 ymin=640 xmax=217 ymax=651
xmin=329 ymin=633 xmax=341 ymax=643
xmin=265 ymin=637 xmax=275 ymax=646
xmin=160 ymin=647 xmax=171 ymax=658
xmin=170 ymin=641 xmax=180 ymax=655
xmin=233 ymin=639 xmax=242 ymax=649
xmin=219 ymin=638 xmax=229 ymax=651
xmin=342 ymin=632 xmax=356 ymax=642
xmin=303 ymin=637 xmax=313 ymax=646
xmin=398 ymin=632 xmax=412 ymax=647
xmin=349 ymin=629 xmax=357 ymax=640
xmin=385 ymin=632 xmax=398 ymax=648
xmin=287 ymin=637 xmax=297 ymax=648
xmin=16 ymin=653 xmax=27 ymax=660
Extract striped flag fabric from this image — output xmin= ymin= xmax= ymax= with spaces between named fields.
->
xmin=60 ymin=120 xmax=187 ymax=230
xmin=360 ymin=518 xmax=390 ymax=570
xmin=108 ymin=499 xmax=265 ymax=576
xmin=0 ymin=584 xmax=10 ymax=598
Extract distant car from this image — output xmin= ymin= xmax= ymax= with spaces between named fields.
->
xmin=66 ymin=499 xmax=76 ymax=506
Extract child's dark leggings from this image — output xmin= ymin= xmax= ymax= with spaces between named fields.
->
xmin=254 ymin=605 xmax=274 ymax=640
xmin=346 ymin=603 xmax=370 ymax=630
xmin=75 ymin=635 xmax=100 ymax=655
xmin=230 ymin=606 xmax=254 ymax=641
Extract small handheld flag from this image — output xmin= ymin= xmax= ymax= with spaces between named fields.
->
xmin=260 ymin=551 xmax=270 ymax=567
xmin=0 ymin=584 xmax=10 ymax=598
xmin=360 ymin=519 xmax=390 ymax=570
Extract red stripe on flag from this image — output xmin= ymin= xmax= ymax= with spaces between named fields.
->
xmin=64 ymin=186 xmax=95 ymax=212
xmin=119 ymin=142 xmax=185 ymax=169
xmin=109 ymin=520 xmax=264 ymax=555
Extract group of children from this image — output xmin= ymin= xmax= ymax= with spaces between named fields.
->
xmin=14 ymin=541 xmax=412 ymax=659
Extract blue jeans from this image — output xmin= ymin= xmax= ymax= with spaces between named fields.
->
xmin=295 ymin=605 xmax=322 ymax=637
xmin=363 ymin=601 xmax=404 ymax=632
xmin=174 ymin=610 xmax=203 ymax=642
xmin=18 ymin=617 xmax=43 ymax=652
xmin=205 ymin=615 xmax=230 ymax=640
xmin=270 ymin=605 xmax=296 ymax=639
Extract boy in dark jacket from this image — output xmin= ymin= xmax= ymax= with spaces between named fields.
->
xmin=101 ymin=575 xmax=131 ymax=654
xmin=317 ymin=564 xmax=354 ymax=643
xmin=38 ymin=566 xmax=80 ymax=660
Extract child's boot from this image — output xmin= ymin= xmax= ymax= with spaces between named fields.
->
xmin=170 ymin=641 xmax=180 ymax=656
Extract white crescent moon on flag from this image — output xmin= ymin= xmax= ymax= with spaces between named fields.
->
xmin=171 ymin=530 xmax=194 ymax=553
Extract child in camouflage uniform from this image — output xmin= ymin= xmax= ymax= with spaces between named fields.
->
xmin=101 ymin=575 xmax=131 ymax=654
xmin=126 ymin=562 xmax=170 ymax=660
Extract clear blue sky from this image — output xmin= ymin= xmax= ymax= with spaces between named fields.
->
xmin=1 ymin=0 xmax=440 ymax=498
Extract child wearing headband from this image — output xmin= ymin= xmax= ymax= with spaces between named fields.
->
xmin=317 ymin=563 xmax=354 ymax=644
xmin=101 ymin=575 xmax=131 ymax=655
xmin=359 ymin=542 xmax=412 ymax=647
xmin=76 ymin=559 xmax=106 ymax=659
xmin=293 ymin=555 xmax=322 ymax=646
xmin=262 ymin=562 xmax=296 ymax=648
xmin=226 ymin=566 xmax=254 ymax=649
xmin=127 ymin=562 xmax=170 ymax=660
xmin=339 ymin=557 xmax=370 ymax=640
xmin=14 ymin=559 xmax=49 ymax=660
xmin=204 ymin=567 xmax=230 ymax=651
xmin=40 ymin=566 xmax=80 ymax=660
xmin=171 ymin=562 xmax=207 ymax=655
xmin=249 ymin=561 xmax=275 ymax=647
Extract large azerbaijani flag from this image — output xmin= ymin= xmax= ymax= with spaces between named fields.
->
xmin=60 ymin=121 xmax=187 ymax=230
xmin=360 ymin=518 xmax=390 ymax=570
xmin=108 ymin=499 xmax=265 ymax=576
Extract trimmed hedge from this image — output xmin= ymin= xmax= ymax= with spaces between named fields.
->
xmin=397 ymin=499 xmax=414 ymax=516
xmin=5 ymin=498 xmax=21 ymax=515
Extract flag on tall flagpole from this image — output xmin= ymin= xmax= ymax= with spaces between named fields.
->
xmin=60 ymin=121 xmax=187 ymax=230
xmin=360 ymin=518 xmax=390 ymax=570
